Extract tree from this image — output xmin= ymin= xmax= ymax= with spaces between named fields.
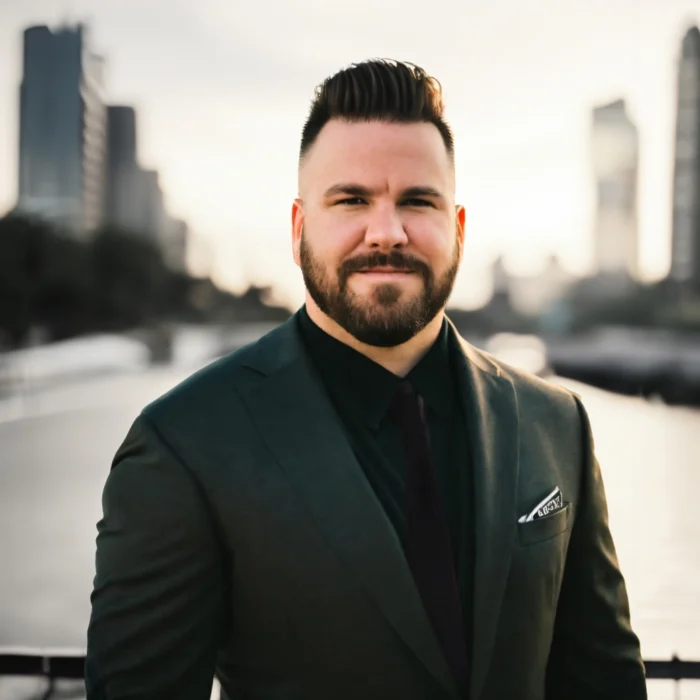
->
xmin=90 ymin=226 xmax=169 ymax=330
xmin=0 ymin=214 xmax=53 ymax=345
xmin=0 ymin=214 xmax=293 ymax=349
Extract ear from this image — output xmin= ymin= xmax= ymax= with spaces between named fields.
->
xmin=291 ymin=198 xmax=305 ymax=267
xmin=456 ymin=204 xmax=466 ymax=249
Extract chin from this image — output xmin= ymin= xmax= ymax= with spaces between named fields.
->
xmin=353 ymin=279 xmax=419 ymax=299
xmin=354 ymin=298 xmax=415 ymax=320
xmin=356 ymin=289 xmax=408 ymax=308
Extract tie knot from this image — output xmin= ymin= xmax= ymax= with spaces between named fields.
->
xmin=394 ymin=378 xmax=415 ymax=398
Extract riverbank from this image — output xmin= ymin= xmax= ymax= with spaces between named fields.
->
xmin=545 ymin=327 xmax=700 ymax=406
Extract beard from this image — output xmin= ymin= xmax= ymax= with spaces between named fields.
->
xmin=299 ymin=232 xmax=461 ymax=348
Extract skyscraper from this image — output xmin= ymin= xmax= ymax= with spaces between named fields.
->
xmin=17 ymin=23 xmax=106 ymax=236
xmin=104 ymin=105 xmax=140 ymax=230
xmin=134 ymin=168 xmax=167 ymax=243
xmin=103 ymin=105 xmax=189 ymax=266
xmin=162 ymin=217 xmax=189 ymax=272
xmin=590 ymin=99 xmax=639 ymax=278
xmin=670 ymin=26 xmax=700 ymax=291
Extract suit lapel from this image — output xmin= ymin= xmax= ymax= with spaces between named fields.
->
xmin=239 ymin=318 xmax=461 ymax=699
xmin=449 ymin=324 xmax=520 ymax=700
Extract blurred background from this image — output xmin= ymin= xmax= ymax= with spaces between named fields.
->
xmin=0 ymin=1 xmax=699 ymax=698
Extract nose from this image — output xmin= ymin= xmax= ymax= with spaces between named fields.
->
xmin=363 ymin=205 xmax=408 ymax=250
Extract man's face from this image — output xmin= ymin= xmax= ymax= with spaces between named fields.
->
xmin=292 ymin=119 xmax=465 ymax=347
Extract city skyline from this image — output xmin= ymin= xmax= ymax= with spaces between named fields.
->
xmin=15 ymin=22 xmax=189 ymax=272
xmin=0 ymin=0 xmax=698 ymax=308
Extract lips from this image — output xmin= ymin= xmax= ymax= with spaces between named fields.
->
xmin=357 ymin=268 xmax=411 ymax=273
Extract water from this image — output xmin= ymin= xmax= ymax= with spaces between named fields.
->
xmin=548 ymin=378 xmax=700 ymax=699
xmin=0 ymin=366 xmax=698 ymax=699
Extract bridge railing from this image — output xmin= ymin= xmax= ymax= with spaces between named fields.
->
xmin=0 ymin=650 xmax=699 ymax=696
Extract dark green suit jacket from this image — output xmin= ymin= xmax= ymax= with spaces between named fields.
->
xmin=86 ymin=314 xmax=647 ymax=700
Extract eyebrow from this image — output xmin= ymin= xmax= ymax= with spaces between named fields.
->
xmin=322 ymin=183 xmax=445 ymax=200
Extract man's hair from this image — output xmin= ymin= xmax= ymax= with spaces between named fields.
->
xmin=299 ymin=59 xmax=454 ymax=164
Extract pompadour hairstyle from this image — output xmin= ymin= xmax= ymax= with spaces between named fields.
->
xmin=299 ymin=59 xmax=454 ymax=163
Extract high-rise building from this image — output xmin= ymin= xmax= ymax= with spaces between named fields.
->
xmin=670 ymin=26 xmax=700 ymax=291
xmin=104 ymin=105 xmax=140 ymax=230
xmin=162 ymin=217 xmax=189 ymax=272
xmin=134 ymin=168 xmax=167 ymax=242
xmin=103 ymin=108 xmax=190 ymax=270
xmin=17 ymin=23 xmax=106 ymax=236
xmin=590 ymin=99 xmax=639 ymax=278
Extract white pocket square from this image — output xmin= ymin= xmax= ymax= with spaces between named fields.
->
xmin=518 ymin=486 xmax=564 ymax=523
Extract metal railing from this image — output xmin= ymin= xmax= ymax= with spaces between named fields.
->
xmin=1 ymin=650 xmax=699 ymax=697
xmin=645 ymin=656 xmax=700 ymax=681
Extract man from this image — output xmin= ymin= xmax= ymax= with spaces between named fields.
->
xmin=86 ymin=60 xmax=647 ymax=700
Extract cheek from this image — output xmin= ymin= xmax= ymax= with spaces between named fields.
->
xmin=311 ymin=215 xmax=364 ymax=260
xmin=303 ymin=236 xmax=347 ymax=276
xmin=407 ymin=223 xmax=453 ymax=262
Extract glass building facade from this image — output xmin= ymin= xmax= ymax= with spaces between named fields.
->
xmin=17 ymin=24 xmax=106 ymax=237
xmin=671 ymin=26 xmax=700 ymax=289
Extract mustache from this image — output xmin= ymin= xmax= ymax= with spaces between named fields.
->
xmin=340 ymin=251 xmax=430 ymax=277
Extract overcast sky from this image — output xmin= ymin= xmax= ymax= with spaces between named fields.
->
xmin=0 ymin=0 xmax=697 ymax=307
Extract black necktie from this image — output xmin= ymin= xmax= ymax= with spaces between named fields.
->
xmin=390 ymin=379 xmax=469 ymax=695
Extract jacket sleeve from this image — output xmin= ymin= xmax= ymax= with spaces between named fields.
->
xmin=545 ymin=395 xmax=647 ymax=699
xmin=85 ymin=414 xmax=226 ymax=700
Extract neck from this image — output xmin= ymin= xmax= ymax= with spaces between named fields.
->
xmin=304 ymin=295 xmax=444 ymax=377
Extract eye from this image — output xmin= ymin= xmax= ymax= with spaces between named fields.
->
xmin=402 ymin=198 xmax=433 ymax=207
xmin=337 ymin=197 xmax=366 ymax=206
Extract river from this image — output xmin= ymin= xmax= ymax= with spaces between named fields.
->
xmin=0 ymin=361 xmax=698 ymax=699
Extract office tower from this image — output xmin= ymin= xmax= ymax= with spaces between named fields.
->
xmin=134 ymin=168 xmax=167 ymax=243
xmin=590 ymin=99 xmax=639 ymax=278
xmin=17 ymin=23 xmax=106 ymax=236
xmin=104 ymin=107 xmax=189 ymax=268
xmin=104 ymin=105 xmax=141 ymax=230
xmin=162 ymin=217 xmax=189 ymax=272
xmin=670 ymin=26 xmax=700 ymax=291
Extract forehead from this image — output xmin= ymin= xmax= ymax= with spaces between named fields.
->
xmin=300 ymin=119 xmax=453 ymax=195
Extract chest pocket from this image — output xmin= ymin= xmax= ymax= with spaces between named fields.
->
xmin=517 ymin=503 xmax=571 ymax=547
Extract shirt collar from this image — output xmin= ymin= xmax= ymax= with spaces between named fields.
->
xmin=297 ymin=306 xmax=454 ymax=430
xmin=406 ymin=318 xmax=454 ymax=419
